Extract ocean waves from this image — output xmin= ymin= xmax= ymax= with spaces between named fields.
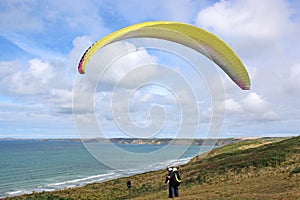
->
xmin=0 ymin=140 xmax=213 ymax=198
xmin=2 ymin=157 xmax=193 ymax=198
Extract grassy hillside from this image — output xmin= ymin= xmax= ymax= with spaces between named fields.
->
xmin=5 ymin=136 xmax=300 ymax=200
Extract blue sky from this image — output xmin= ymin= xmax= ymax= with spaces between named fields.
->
xmin=0 ymin=0 xmax=300 ymax=139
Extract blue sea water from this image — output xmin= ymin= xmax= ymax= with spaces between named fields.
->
xmin=0 ymin=139 xmax=215 ymax=198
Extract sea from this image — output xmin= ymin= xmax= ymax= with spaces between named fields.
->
xmin=0 ymin=139 xmax=216 ymax=198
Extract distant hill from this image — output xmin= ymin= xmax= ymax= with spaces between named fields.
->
xmin=6 ymin=136 xmax=299 ymax=200
xmin=108 ymin=138 xmax=241 ymax=146
xmin=80 ymin=137 xmax=290 ymax=146
xmin=2 ymin=137 xmax=286 ymax=147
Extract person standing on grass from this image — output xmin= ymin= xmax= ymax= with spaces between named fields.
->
xmin=126 ymin=180 xmax=131 ymax=189
xmin=165 ymin=167 xmax=173 ymax=198
xmin=169 ymin=167 xmax=182 ymax=198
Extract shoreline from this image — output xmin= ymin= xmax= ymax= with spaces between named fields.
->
xmin=2 ymin=157 xmax=194 ymax=199
xmin=1 ymin=147 xmax=198 ymax=199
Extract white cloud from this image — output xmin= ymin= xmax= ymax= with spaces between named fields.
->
xmin=195 ymin=0 xmax=297 ymax=57
xmin=47 ymin=89 xmax=73 ymax=113
xmin=196 ymin=0 xmax=294 ymax=40
xmin=1 ymin=36 xmax=92 ymax=99
xmin=83 ymin=41 xmax=159 ymax=90
xmin=72 ymin=41 xmax=161 ymax=121
xmin=242 ymin=92 xmax=270 ymax=113
xmin=242 ymin=92 xmax=280 ymax=121
xmin=7 ymin=59 xmax=54 ymax=95
xmin=204 ymin=92 xmax=279 ymax=122
xmin=103 ymin=52 xmax=158 ymax=88
xmin=224 ymin=98 xmax=242 ymax=113
xmin=0 ymin=58 xmax=74 ymax=114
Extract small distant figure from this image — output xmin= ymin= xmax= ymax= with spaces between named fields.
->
xmin=165 ymin=167 xmax=173 ymax=198
xmin=126 ymin=180 xmax=132 ymax=189
xmin=169 ymin=167 xmax=182 ymax=198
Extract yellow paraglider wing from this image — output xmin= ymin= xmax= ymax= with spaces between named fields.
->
xmin=78 ymin=21 xmax=250 ymax=90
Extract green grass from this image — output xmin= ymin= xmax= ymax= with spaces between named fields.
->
xmin=5 ymin=136 xmax=300 ymax=200
xmin=291 ymin=166 xmax=300 ymax=174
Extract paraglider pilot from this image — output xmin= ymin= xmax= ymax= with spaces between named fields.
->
xmin=166 ymin=167 xmax=181 ymax=198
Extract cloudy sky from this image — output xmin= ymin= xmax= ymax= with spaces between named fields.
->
xmin=0 ymin=0 xmax=299 ymax=139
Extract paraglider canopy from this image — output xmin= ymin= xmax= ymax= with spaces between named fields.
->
xmin=78 ymin=21 xmax=250 ymax=90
